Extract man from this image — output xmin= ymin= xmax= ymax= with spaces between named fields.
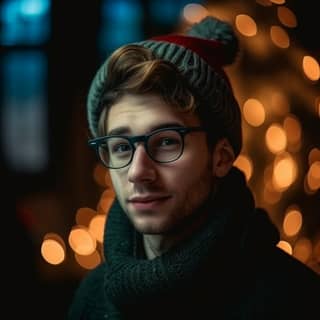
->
xmin=68 ymin=16 xmax=319 ymax=319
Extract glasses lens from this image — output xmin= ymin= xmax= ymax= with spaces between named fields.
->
xmin=98 ymin=137 xmax=132 ymax=168
xmin=148 ymin=129 xmax=183 ymax=162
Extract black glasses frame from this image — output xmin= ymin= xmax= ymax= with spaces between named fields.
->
xmin=88 ymin=126 xmax=204 ymax=169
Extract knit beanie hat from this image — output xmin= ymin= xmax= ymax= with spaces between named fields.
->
xmin=87 ymin=16 xmax=242 ymax=156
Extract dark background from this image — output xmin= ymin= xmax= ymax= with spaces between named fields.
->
xmin=1 ymin=0 xmax=319 ymax=318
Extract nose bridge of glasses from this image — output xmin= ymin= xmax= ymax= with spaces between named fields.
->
xmin=128 ymin=134 xmax=156 ymax=167
xmin=129 ymin=134 xmax=148 ymax=148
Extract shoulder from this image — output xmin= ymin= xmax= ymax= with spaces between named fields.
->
xmin=268 ymin=246 xmax=320 ymax=286
xmin=250 ymin=245 xmax=319 ymax=314
xmin=252 ymin=242 xmax=320 ymax=290
xmin=67 ymin=263 xmax=109 ymax=319
xmin=245 ymin=207 xmax=319 ymax=289
xmin=239 ymin=244 xmax=319 ymax=319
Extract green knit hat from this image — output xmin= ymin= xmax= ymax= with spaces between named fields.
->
xmin=87 ymin=16 xmax=242 ymax=156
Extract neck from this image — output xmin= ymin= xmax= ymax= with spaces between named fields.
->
xmin=143 ymin=235 xmax=166 ymax=259
xmin=143 ymin=208 xmax=210 ymax=260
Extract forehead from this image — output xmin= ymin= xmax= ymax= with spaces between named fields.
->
xmin=107 ymin=93 xmax=200 ymax=135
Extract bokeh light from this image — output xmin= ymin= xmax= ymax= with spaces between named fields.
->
xmin=272 ymin=152 xmax=297 ymax=191
xmin=41 ymin=233 xmax=66 ymax=265
xmin=270 ymin=25 xmax=290 ymax=48
xmin=283 ymin=207 xmax=303 ymax=237
xmin=277 ymin=6 xmax=297 ymax=28
xmin=302 ymin=56 xmax=320 ymax=81
xmin=293 ymin=237 xmax=313 ymax=263
xmin=234 ymin=154 xmax=253 ymax=181
xmin=183 ymin=4 xmax=208 ymax=24
xmin=265 ymin=124 xmax=287 ymax=154
xmin=75 ymin=250 xmax=102 ymax=270
xmin=68 ymin=226 xmax=97 ymax=256
xmin=277 ymin=240 xmax=293 ymax=255
xmin=89 ymin=214 xmax=106 ymax=243
xmin=243 ymin=98 xmax=266 ymax=127
xmin=235 ymin=14 xmax=257 ymax=37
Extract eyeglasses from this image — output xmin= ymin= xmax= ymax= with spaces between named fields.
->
xmin=88 ymin=126 xmax=204 ymax=169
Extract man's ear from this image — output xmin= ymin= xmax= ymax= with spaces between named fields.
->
xmin=212 ymin=138 xmax=235 ymax=177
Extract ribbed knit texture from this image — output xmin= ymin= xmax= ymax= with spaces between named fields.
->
xmin=86 ymin=16 xmax=241 ymax=156
xmin=102 ymin=167 xmax=262 ymax=309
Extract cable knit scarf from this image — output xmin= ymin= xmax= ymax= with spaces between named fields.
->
xmin=101 ymin=167 xmax=278 ymax=316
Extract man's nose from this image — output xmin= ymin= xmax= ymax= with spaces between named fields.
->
xmin=127 ymin=144 xmax=157 ymax=183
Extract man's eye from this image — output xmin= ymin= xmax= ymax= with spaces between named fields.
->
xmin=112 ymin=143 xmax=131 ymax=153
xmin=159 ymin=138 xmax=179 ymax=146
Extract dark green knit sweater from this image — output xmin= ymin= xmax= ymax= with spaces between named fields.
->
xmin=68 ymin=168 xmax=320 ymax=319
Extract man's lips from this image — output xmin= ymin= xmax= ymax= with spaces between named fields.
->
xmin=127 ymin=195 xmax=171 ymax=203
xmin=127 ymin=195 xmax=171 ymax=209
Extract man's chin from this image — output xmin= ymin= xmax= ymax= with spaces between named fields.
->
xmin=130 ymin=215 xmax=170 ymax=235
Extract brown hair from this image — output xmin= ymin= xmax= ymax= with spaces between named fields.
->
xmin=97 ymin=45 xmax=196 ymax=136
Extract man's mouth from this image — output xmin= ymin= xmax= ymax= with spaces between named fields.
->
xmin=127 ymin=194 xmax=171 ymax=210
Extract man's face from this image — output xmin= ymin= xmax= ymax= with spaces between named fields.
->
xmin=107 ymin=93 xmax=216 ymax=235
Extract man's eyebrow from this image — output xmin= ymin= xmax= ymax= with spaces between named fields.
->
xmin=150 ymin=122 xmax=184 ymax=132
xmin=107 ymin=122 xmax=184 ymax=136
xmin=107 ymin=126 xmax=129 ymax=136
